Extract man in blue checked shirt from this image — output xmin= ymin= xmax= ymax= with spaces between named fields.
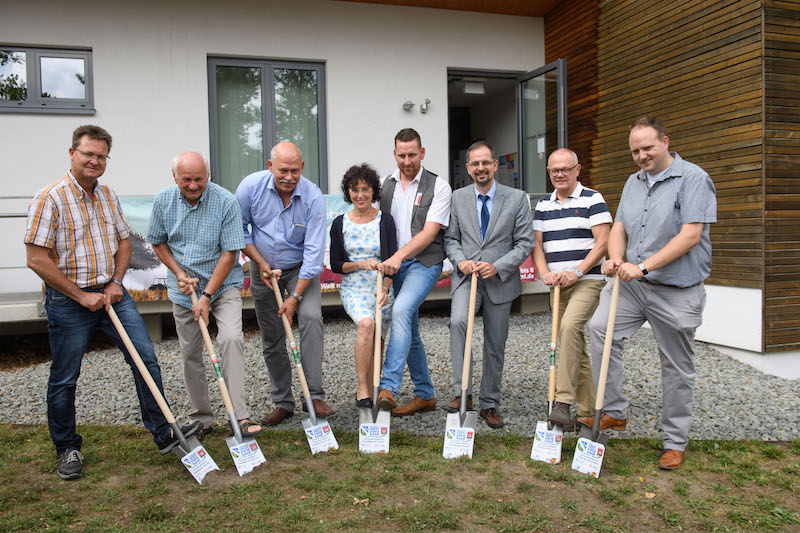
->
xmin=147 ymin=152 xmax=263 ymax=439
xmin=235 ymin=142 xmax=333 ymax=426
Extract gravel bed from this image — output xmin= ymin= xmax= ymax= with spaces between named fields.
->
xmin=2 ymin=311 xmax=799 ymax=442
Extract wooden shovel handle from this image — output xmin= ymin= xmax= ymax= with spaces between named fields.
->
xmin=460 ymin=272 xmax=479 ymax=392
xmin=188 ymin=290 xmax=237 ymax=418
xmin=373 ymin=271 xmax=383 ymax=388
xmin=107 ymin=306 xmax=175 ymax=424
xmin=548 ymin=285 xmax=561 ymax=404
xmin=264 ymin=269 xmax=313 ymax=402
xmin=594 ymin=274 xmax=621 ymax=411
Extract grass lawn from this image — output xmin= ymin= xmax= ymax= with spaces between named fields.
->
xmin=1 ymin=424 xmax=799 ymax=532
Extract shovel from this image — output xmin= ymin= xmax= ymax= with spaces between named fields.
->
xmin=106 ymin=305 xmax=218 ymax=484
xmin=443 ymin=271 xmax=478 ymax=459
xmin=266 ymin=269 xmax=338 ymax=454
xmin=186 ymin=287 xmax=266 ymax=476
xmin=572 ymin=273 xmax=620 ymax=477
xmin=531 ymin=285 xmax=563 ymax=464
xmin=358 ymin=271 xmax=391 ymax=453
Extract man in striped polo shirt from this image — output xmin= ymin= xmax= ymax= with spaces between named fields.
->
xmin=25 ymin=125 xmax=198 ymax=480
xmin=532 ymin=148 xmax=612 ymax=430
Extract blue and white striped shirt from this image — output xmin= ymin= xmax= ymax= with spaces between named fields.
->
xmin=147 ymin=182 xmax=245 ymax=309
xmin=533 ymin=183 xmax=612 ymax=280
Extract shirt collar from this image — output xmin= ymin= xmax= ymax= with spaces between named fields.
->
xmin=548 ymin=181 xmax=584 ymax=202
xmin=474 ymin=180 xmax=497 ymax=201
xmin=389 ymin=166 xmax=424 ymax=184
xmin=180 ymin=183 xmax=210 ymax=207
xmin=66 ymin=170 xmax=94 ymax=199
xmin=637 ymin=152 xmax=682 ymax=182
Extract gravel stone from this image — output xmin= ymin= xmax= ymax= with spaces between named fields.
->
xmin=2 ymin=311 xmax=799 ymax=442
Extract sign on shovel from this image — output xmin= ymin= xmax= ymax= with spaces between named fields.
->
xmin=443 ymin=426 xmax=475 ymax=459
xmin=303 ymin=410 xmax=339 ymax=454
xmin=571 ymin=437 xmax=605 ymax=477
xmin=181 ymin=446 xmax=220 ymax=484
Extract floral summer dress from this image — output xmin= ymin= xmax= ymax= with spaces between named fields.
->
xmin=340 ymin=211 xmax=394 ymax=334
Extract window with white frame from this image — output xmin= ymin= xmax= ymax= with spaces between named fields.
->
xmin=0 ymin=46 xmax=94 ymax=113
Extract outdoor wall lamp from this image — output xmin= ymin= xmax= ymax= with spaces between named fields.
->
xmin=403 ymin=100 xmax=414 ymax=111
xmin=420 ymin=98 xmax=430 ymax=114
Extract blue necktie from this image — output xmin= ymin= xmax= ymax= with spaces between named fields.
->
xmin=479 ymin=194 xmax=490 ymax=240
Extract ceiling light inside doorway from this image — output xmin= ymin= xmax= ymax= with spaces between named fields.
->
xmin=463 ymin=81 xmax=485 ymax=95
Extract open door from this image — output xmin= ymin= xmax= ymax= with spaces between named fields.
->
xmin=517 ymin=58 xmax=567 ymax=196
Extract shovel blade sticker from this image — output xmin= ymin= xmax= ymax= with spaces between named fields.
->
xmin=571 ymin=437 xmax=606 ymax=477
xmin=530 ymin=421 xmax=563 ymax=464
xmin=358 ymin=422 xmax=390 ymax=454
xmin=226 ymin=437 xmax=267 ymax=477
xmin=181 ymin=445 xmax=219 ymax=484
xmin=443 ymin=426 xmax=475 ymax=459
xmin=304 ymin=420 xmax=339 ymax=454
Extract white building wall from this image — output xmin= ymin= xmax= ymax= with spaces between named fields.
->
xmin=0 ymin=0 xmax=545 ymax=294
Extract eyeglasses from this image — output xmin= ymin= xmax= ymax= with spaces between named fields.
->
xmin=546 ymin=164 xmax=578 ymax=176
xmin=74 ymin=149 xmax=110 ymax=163
xmin=468 ymin=160 xmax=495 ymax=169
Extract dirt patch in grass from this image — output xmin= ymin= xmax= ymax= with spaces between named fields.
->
xmin=1 ymin=424 xmax=799 ymax=532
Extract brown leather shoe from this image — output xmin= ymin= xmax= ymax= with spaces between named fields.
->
xmin=391 ymin=395 xmax=436 ymax=417
xmin=302 ymin=399 xmax=334 ymax=417
xmin=479 ymin=408 xmax=505 ymax=428
xmin=261 ymin=407 xmax=294 ymax=426
xmin=659 ymin=449 xmax=685 ymax=470
xmin=376 ymin=389 xmax=397 ymax=410
xmin=443 ymin=395 xmax=473 ymax=413
xmin=576 ymin=412 xmax=627 ymax=431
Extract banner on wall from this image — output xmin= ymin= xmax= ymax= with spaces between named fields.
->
xmin=119 ymin=195 xmax=535 ymax=303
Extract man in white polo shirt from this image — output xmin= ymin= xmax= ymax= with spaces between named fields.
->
xmin=532 ymin=148 xmax=612 ymax=430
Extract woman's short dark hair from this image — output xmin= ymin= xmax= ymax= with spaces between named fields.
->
xmin=341 ymin=163 xmax=381 ymax=204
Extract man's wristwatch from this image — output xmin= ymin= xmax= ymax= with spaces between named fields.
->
xmin=111 ymin=278 xmax=123 ymax=286
xmin=573 ymin=268 xmax=584 ymax=279
xmin=291 ymin=291 xmax=303 ymax=302
xmin=638 ymin=263 xmax=648 ymax=276
xmin=382 ymin=286 xmax=390 ymax=293
xmin=201 ymin=291 xmax=213 ymax=299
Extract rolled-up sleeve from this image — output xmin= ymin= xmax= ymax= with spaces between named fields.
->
xmin=299 ymin=193 xmax=326 ymax=279
xmin=679 ymin=173 xmax=717 ymax=224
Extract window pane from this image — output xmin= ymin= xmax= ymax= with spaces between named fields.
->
xmin=274 ymin=68 xmax=319 ymax=185
xmin=522 ymin=72 xmax=558 ymax=195
xmin=40 ymin=57 xmax=86 ymax=99
xmin=0 ymin=51 xmax=27 ymax=101
xmin=216 ymin=66 xmax=264 ymax=192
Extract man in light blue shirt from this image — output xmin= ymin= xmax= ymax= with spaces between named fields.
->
xmin=148 ymin=151 xmax=262 ymax=439
xmin=235 ymin=142 xmax=332 ymax=425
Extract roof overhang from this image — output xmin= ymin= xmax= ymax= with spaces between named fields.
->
xmin=336 ymin=0 xmax=563 ymax=18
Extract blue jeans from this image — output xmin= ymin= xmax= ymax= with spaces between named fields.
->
xmin=45 ymin=286 xmax=172 ymax=454
xmin=379 ymin=260 xmax=442 ymax=399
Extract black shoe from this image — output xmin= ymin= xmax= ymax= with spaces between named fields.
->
xmin=56 ymin=449 xmax=84 ymax=480
xmin=157 ymin=421 xmax=203 ymax=455
xmin=356 ymin=397 xmax=373 ymax=409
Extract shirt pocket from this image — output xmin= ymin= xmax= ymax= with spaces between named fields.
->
xmin=288 ymin=223 xmax=306 ymax=245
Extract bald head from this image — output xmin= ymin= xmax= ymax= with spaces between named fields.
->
xmin=268 ymin=142 xmax=305 ymax=197
xmin=172 ymin=151 xmax=209 ymax=206
xmin=547 ymin=148 xmax=578 ymax=168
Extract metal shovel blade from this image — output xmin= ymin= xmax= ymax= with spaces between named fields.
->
xmin=171 ymin=435 xmax=203 ymax=459
xmin=302 ymin=416 xmax=339 ymax=454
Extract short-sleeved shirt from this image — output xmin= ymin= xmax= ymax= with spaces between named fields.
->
xmin=147 ymin=182 xmax=245 ymax=309
xmin=235 ymin=171 xmax=325 ymax=280
xmin=616 ymin=152 xmax=716 ymax=287
xmin=24 ymin=172 xmax=131 ymax=288
xmin=533 ymin=182 xmax=612 ymax=280
xmin=383 ymin=167 xmax=451 ymax=249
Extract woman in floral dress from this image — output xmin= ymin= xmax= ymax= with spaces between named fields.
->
xmin=330 ymin=164 xmax=397 ymax=408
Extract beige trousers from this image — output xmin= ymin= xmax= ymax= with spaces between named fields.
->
xmin=550 ymin=279 xmax=605 ymax=416
xmin=173 ymin=288 xmax=249 ymax=427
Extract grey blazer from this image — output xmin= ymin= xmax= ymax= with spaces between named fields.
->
xmin=444 ymin=182 xmax=534 ymax=305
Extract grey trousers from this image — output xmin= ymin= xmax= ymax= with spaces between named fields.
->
xmin=588 ymin=279 xmax=706 ymax=451
xmin=250 ymin=264 xmax=324 ymax=411
xmin=173 ymin=288 xmax=249 ymax=427
xmin=449 ymin=277 xmax=512 ymax=410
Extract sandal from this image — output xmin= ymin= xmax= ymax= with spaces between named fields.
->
xmin=238 ymin=419 xmax=264 ymax=437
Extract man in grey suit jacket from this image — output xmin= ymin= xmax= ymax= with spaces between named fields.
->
xmin=444 ymin=140 xmax=534 ymax=428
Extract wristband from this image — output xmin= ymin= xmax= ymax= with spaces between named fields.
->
xmin=201 ymin=291 xmax=213 ymax=299
xmin=291 ymin=291 xmax=303 ymax=302
xmin=638 ymin=263 xmax=648 ymax=276
xmin=112 ymin=278 xmax=123 ymax=286
xmin=382 ymin=286 xmax=390 ymax=293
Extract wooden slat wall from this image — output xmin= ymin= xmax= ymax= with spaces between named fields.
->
xmin=547 ymin=0 xmax=765 ymax=288
xmin=764 ymin=0 xmax=800 ymax=351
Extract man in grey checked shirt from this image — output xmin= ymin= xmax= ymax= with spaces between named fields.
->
xmin=578 ymin=117 xmax=717 ymax=470
xmin=147 ymin=152 xmax=262 ymax=439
